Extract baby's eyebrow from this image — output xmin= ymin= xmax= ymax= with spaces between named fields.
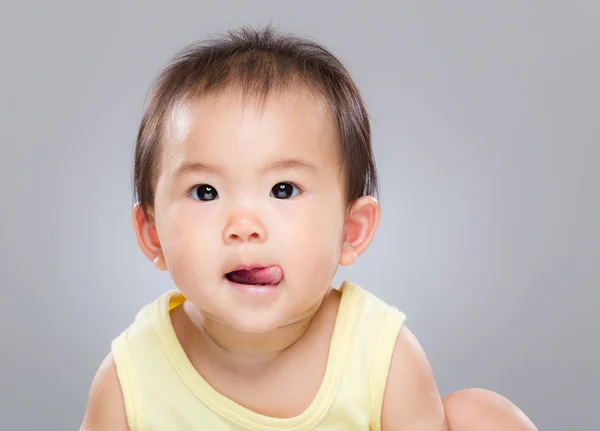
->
xmin=264 ymin=158 xmax=318 ymax=174
xmin=172 ymin=158 xmax=317 ymax=178
xmin=173 ymin=161 xmax=220 ymax=178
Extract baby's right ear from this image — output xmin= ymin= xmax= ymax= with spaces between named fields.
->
xmin=132 ymin=203 xmax=168 ymax=271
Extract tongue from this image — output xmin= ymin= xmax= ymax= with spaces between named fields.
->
xmin=228 ymin=266 xmax=283 ymax=285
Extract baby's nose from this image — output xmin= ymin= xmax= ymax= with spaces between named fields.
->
xmin=223 ymin=215 xmax=267 ymax=244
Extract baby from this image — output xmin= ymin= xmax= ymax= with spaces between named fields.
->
xmin=81 ymin=27 xmax=537 ymax=430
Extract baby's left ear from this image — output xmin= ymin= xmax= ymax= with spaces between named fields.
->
xmin=339 ymin=196 xmax=381 ymax=266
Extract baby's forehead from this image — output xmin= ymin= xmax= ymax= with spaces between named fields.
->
xmin=163 ymin=87 xmax=339 ymax=161
xmin=168 ymin=85 xmax=332 ymax=129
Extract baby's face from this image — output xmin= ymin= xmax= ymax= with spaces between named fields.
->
xmin=151 ymin=87 xmax=348 ymax=333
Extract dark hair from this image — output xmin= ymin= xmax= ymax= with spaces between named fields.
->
xmin=133 ymin=26 xmax=378 ymax=220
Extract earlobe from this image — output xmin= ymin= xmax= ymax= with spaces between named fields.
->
xmin=132 ymin=203 xmax=168 ymax=271
xmin=339 ymin=196 xmax=381 ymax=266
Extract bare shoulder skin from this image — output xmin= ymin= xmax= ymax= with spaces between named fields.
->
xmin=381 ymin=326 xmax=449 ymax=431
xmin=80 ymin=353 xmax=129 ymax=431
xmin=381 ymin=327 xmax=538 ymax=430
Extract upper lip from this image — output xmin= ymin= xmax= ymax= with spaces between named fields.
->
xmin=226 ymin=263 xmax=270 ymax=274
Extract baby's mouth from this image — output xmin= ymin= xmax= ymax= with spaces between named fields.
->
xmin=225 ymin=265 xmax=283 ymax=286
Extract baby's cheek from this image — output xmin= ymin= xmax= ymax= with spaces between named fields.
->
xmin=164 ymin=223 xmax=219 ymax=285
xmin=291 ymin=214 xmax=341 ymax=272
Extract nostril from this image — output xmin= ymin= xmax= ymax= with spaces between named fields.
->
xmin=224 ymin=228 xmax=264 ymax=244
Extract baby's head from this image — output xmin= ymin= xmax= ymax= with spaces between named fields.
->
xmin=132 ymin=26 xmax=381 ymax=332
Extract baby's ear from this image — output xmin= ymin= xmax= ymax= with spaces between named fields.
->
xmin=132 ymin=203 xmax=168 ymax=271
xmin=339 ymin=196 xmax=381 ymax=266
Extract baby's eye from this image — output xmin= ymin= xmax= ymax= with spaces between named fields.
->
xmin=191 ymin=184 xmax=219 ymax=201
xmin=270 ymin=182 xmax=301 ymax=199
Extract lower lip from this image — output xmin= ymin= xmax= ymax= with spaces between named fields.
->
xmin=227 ymin=280 xmax=281 ymax=297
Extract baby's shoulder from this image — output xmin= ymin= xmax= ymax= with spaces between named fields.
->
xmin=338 ymin=281 xmax=407 ymax=334
xmin=80 ymin=353 xmax=129 ymax=430
xmin=337 ymin=283 xmax=446 ymax=430
xmin=114 ymin=290 xmax=176 ymax=343
xmin=318 ymin=281 xmax=407 ymax=375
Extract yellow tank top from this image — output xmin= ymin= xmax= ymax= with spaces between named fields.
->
xmin=112 ymin=281 xmax=406 ymax=431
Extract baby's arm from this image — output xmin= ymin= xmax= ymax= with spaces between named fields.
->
xmin=381 ymin=326 xmax=449 ymax=431
xmin=79 ymin=353 xmax=130 ymax=431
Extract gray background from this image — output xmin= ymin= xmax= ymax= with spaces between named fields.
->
xmin=4 ymin=1 xmax=599 ymax=430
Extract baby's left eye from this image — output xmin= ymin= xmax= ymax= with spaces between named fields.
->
xmin=270 ymin=182 xmax=301 ymax=199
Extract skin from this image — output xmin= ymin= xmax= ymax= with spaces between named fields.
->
xmin=80 ymin=86 xmax=537 ymax=430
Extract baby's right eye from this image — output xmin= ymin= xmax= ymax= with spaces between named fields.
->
xmin=191 ymin=184 xmax=219 ymax=201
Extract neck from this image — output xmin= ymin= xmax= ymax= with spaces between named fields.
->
xmin=183 ymin=299 xmax=325 ymax=366
xmin=205 ymin=317 xmax=312 ymax=364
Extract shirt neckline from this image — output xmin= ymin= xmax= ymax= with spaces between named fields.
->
xmin=153 ymin=281 xmax=362 ymax=430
